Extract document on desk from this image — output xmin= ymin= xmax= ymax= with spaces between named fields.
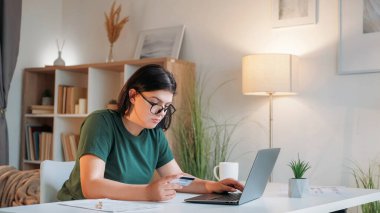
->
xmin=310 ymin=186 xmax=346 ymax=196
xmin=59 ymin=199 xmax=160 ymax=212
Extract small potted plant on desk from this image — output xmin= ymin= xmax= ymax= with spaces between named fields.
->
xmin=288 ymin=154 xmax=311 ymax=198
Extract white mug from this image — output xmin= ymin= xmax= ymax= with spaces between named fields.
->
xmin=213 ymin=162 xmax=239 ymax=181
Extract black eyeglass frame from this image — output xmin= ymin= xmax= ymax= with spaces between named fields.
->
xmin=137 ymin=91 xmax=176 ymax=115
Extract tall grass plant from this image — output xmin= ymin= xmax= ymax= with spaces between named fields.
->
xmin=173 ymin=76 xmax=240 ymax=180
xmin=351 ymin=162 xmax=380 ymax=213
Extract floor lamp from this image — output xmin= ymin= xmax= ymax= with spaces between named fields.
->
xmin=242 ymin=54 xmax=299 ymax=181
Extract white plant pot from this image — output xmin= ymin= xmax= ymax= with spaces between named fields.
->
xmin=42 ymin=97 xmax=52 ymax=106
xmin=288 ymin=178 xmax=310 ymax=198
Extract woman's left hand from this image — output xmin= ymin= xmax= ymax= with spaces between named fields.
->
xmin=206 ymin=178 xmax=245 ymax=194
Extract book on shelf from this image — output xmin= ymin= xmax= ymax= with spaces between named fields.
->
xmin=39 ymin=132 xmax=53 ymax=161
xmin=58 ymin=85 xmax=87 ymax=114
xmin=24 ymin=124 xmax=52 ymax=161
xmin=30 ymin=105 xmax=54 ymax=114
xmin=31 ymin=109 xmax=54 ymax=114
xmin=57 ymin=85 xmax=64 ymax=114
xmin=61 ymin=132 xmax=79 ymax=161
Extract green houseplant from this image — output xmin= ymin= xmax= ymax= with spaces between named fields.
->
xmin=288 ymin=154 xmax=311 ymax=198
xmin=351 ymin=162 xmax=380 ymax=212
xmin=41 ymin=89 xmax=52 ymax=106
xmin=173 ymin=77 xmax=240 ymax=180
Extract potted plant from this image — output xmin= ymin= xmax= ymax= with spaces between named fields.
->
xmin=173 ymin=76 xmax=241 ymax=180
xmin=351 ymin=162 xmax=380 ymax=212
xmin=288 ymin=154 xmax=311 ymax=198
xmin=41 ymin=89 xmax=52 ymax=105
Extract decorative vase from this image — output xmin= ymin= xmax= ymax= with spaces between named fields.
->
xmin=288 ymin=178 xmax=310 ymax=198
xmin=53 ymin=51 xmax=66 ymax=66
xmin=106 ymin=43 xmax=114 ymax=63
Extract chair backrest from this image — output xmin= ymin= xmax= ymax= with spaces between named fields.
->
xmin=40 ymin=160 xmax=75 ymax=203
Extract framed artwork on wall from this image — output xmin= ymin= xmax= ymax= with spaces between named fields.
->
xmin=134 ymin=25 xmax=185 ymax=59
xmin=339 ymin=0 xmax=380 ymax=74
xmin=272 ymin=0 xmax=317 ymax=28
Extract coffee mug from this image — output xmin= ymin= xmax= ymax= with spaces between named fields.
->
xmin=213 ymin=162 xmax=239 ymax=181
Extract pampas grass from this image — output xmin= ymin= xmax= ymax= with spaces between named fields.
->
xmin=104 ymin=1 xmax=129 ymax=45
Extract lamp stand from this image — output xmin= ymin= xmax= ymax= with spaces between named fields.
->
xmin=268 ymin=92 xmax=274 ymax=182
xmin=269 ymin=92 xmax=273 ymax=149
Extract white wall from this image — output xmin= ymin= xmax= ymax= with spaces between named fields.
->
xmin=7 ymin=0 xmax=380 ymax=189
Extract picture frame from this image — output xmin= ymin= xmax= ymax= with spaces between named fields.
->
xmin=134 ymin=25 xmax=185 ymax=59
xmin=338 ymin=0 xmax=380 ymax=74
xmin=272 ymin=0 xmax=317 ymax=28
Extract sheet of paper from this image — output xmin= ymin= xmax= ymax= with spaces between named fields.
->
xmin=59 ymin=199 xmax=160 ymax=212
xmin=309 ymin=186 xmax=346 ymax=196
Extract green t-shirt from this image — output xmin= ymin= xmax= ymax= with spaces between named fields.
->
xmin=57 ymin=109 xmax=174 ymax=200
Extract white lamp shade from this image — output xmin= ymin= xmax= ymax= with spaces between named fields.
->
xmin=242 ymin=54 xmax=298 ymax=96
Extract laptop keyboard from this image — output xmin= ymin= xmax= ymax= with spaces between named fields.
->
xmin=220 ymin=193 xmax=242 ymax=201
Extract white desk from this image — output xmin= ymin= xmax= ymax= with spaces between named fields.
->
xmin=1 ymin=183 xmax=380 ymax=213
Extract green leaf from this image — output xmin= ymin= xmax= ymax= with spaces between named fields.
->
xmin=350 ymin=161 xmax=380 ymax=213
xmin=288 ymin=153 xmax=311 ymax=179
xmin=173 ymin=74 xmax=243 ymax=180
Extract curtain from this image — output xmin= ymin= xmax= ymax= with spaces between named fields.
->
xmin=0 ymin=0 xmax=22 ymax=165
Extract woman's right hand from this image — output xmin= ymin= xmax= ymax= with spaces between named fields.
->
xmin=145 ymin=174 xmax=183 ymax=201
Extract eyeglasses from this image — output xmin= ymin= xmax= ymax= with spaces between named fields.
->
xmin=138 ymin=92 xmax=176 ymax=115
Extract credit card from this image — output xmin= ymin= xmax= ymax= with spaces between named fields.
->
xmin=170 ymin=176 xmax=195 ymax=186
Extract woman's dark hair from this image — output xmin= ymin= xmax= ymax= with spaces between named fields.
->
xmin=117 ymin=64 xmax=177 ymax=131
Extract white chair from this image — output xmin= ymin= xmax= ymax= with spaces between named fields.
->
xmin=40 ymin=160 xmax=75 ymax=203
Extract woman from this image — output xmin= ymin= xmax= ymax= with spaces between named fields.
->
xmin=57 ymin=64 xmax=244 ymax=201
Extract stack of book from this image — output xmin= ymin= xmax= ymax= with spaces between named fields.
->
xmin=57 ymin=85 xmax=87 ymax=114
xmin=61 ymin=133 xmax=80 ymax=161
xmin=30 ymin=105 xmax=54 ymax=114
xmin=24 ymin=125 xmax=53 ymax=161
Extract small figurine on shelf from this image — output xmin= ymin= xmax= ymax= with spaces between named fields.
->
xmin=41 ymin=89 xmax=52 ymax=106
xmin=53 ymin=39 xmax=66 ymax=66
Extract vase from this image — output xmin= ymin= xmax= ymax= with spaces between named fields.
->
xmin=53 ymin=51 xmax=66 ymax=66
xmin=106 ymin=43 xmax=114 ymax=63
xmin=288 ymin=178 xmax=310 ymax=198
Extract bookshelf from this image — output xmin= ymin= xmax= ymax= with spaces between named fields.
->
xmin=21 ymin=58 xmax=195 ymax=170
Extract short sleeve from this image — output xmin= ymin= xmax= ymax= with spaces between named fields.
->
xmin=156 ymin=129 xmax=174 ymax=169
xmin=78 ymin=112 xmax=113 ymax=162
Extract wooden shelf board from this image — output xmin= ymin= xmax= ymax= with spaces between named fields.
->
xmin=25 ymin=114 xmax=54 ymax=118
xmin=24 ymin=160 xmax=41 ymax=164
xmin=56 ymin=114 xmax=88 ymax=118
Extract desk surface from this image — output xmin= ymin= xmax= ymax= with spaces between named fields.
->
xmin=1 ymin=183 xmax=380 ymax=213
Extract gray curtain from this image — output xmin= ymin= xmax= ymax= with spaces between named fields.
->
xmin=0 ymin=0 xmax=22 ymax=165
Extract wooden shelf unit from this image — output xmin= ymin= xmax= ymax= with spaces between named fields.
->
xmin=20 ymin=58 xmax=195 ymax=170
